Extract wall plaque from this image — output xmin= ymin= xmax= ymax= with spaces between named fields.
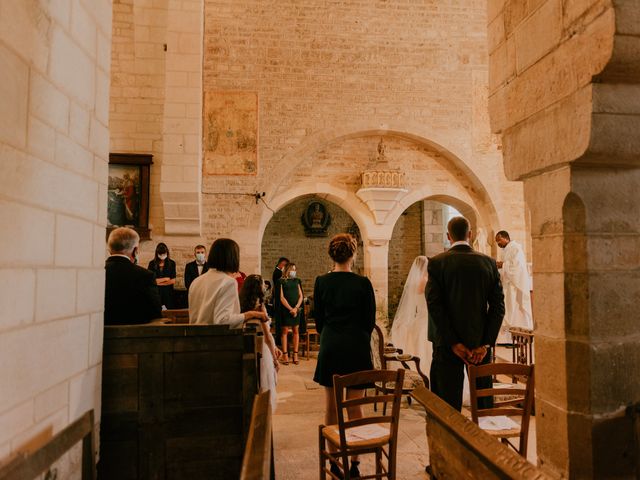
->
xmin=203 ymin=91 xmax=258 ymax=175
xmin=301 ymin=201 xmax=331 ymax=237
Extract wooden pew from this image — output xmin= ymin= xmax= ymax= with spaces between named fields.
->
xmin=99 ymin=324 xmax=258 ymax=480
xmin=240 ymin=391 xmax=273 ymax=480
xmin=160 ymin=308 xmax=190 ymax=324
xmin=0 ymin=410 xmax=95 ymax=480
xmin=411 ymin=386 xmax=559 ymax=479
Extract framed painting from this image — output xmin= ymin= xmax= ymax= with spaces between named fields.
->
xmin=203 ymin=91 xmax=258 ymax=175
xmin=107 ymin=153 xmax=152 ymax=240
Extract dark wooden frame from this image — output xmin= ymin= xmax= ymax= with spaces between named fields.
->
xmin=107 ymin=153 xmax=152 ymax=240
xmin=0 ymin=410 xmax=95 ymax=480
xmin=240 ymin=391 xmax=273 ymax=480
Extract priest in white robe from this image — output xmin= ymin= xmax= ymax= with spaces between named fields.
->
xmin=496 ymin=230 xmax=533 ymax=342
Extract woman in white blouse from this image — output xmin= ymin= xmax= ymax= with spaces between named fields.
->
xmin=189 ymin=238 xmax=266 ymax=327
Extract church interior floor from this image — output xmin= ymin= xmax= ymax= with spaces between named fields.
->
xmin=272 ymin=348 xmax=537 ymax=479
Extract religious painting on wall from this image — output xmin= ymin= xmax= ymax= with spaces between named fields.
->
xmin=203 ymin=91 xmax=258 ymax=175
xmin=107 ymin=153 xmax=152 ymax=240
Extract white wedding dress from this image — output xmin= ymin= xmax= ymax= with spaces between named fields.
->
xmin=390 ymin=257 xmax=432 ymax=376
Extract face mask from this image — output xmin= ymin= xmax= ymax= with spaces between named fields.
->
xmin=158 ymin=254 xmax=168 ymax=261
xmin=289 ymin=271 xmax=297 ymax=279
xmin=195 ymin=253 xmax=205 ymax=263
xmin=133 ymin=250 xmax=139 ymax=264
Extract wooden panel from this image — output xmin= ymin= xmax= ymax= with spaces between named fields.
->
xmin=99 ymin=324 xmax=258 ymax=479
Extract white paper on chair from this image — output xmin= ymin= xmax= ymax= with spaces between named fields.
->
xmin=478 ymin=416 xmax=520 ymax=431
xmin=336 ymin=424 xmax=389 ymax=442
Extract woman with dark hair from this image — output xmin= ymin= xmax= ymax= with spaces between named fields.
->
xmin=313 ymin=233 xmax=375 ymax=478
xmin=240 ymin=274 xmax=282 ymax=411
xmin=278 ymin=262 xmax=303 ymax=365
xmin=189 ymin=238 xmax=266 ymax=327
xmin=147 ymin=242 xmax=176 ymax=309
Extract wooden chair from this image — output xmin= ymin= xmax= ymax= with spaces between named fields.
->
xmin=468 ymin=363 xmax=535 ymax=457
xmin=319 ymin=369 xmax=405 ymax=479
xmin=510 ymin=327 xmax=534 ymax=366
xmin=371 ymin=324 xmax=428 ymax=412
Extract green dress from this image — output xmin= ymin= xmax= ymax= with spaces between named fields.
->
xmin=278 ymin=278 xmax=302 ymax=327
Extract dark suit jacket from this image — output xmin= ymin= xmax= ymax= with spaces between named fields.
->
xmin=104 ymin=256 xmax=162 ymax=325
xmin=426 ymin=244 xmax=505 ymax=348
xmin=184 ymin=261 xmax=209 ymax=290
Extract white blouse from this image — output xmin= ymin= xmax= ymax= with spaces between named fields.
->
xmin=188 ymin=269 xmax=244 ymax=328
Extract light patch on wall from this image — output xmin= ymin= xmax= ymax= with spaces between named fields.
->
xmin=203 ymin=91 xmax=257 ymax=176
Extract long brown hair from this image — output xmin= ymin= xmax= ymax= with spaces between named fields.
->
xmin=239 ymin=274 xmax=264 ymax=312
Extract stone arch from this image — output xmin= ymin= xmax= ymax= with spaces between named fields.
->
xmin=265 ymin=123 xmax=501 ymax=240
xmin=257 ymin=183 xmax=372 ymax=249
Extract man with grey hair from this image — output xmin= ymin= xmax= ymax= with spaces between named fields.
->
xmin=104 ymin=227 xmax=162 ymax=325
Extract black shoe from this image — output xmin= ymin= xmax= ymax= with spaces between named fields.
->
xmin=349 ymin=460 xmax=360 ymax=478
xmin=330 ymin=461 xmax=344 ymax=479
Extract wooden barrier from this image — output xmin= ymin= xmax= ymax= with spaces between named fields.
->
xmin=240 ymin=391 xmax=273 ymax=480
xmin=99 ymin=324 xmax=258 ymax=480
xmin=0 ymin=410 xmax=95 ymax=480
xmin=411 ymin=386 xmax=558 ymax=480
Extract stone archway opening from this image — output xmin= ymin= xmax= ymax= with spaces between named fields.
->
xmin=260 ymin=194 xmax=364 ymax=292
xmin=387 ymin=196 xmax=479 ymax=323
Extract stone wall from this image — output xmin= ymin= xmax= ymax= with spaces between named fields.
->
xmin=110 ymin=0 xmax=202 ymax=236
xmin=0 ymin=0 xmax=111 ymax=468
xmin=261 ymin=196 xmax=364 ymax=295
xmin=197 ymin=0 xmax=527 ymax=272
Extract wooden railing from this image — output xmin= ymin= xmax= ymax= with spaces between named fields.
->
xmin=0 ymin=410 xmax=95 ymax=480
xmin=240 ymin=391 xmax=273 ymax=480
xmin=411 ymin=386 xmax=558 ymax=479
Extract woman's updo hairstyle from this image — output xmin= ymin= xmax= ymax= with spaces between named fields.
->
xmin=328 ymin=233 xmax=357 ymax=264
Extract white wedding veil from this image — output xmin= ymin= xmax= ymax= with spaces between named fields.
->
xmin=390 ymin=256 xmax=429 ymax=358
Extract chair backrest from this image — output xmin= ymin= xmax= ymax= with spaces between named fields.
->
xmin=332 ymin=369 xmax=404 ymax=450
xmin=468 ymin=363 xmax=535 ymax=455
xmin=509 ymin=327 xmax=534 ymax=366
xmin=370 ymin=324 xmax=386 ymax=370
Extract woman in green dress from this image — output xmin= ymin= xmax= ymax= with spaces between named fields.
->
xmin=279 ymin=262 xmax=303 ymax=365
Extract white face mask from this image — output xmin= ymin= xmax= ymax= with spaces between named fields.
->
xmin=195 ymin=253 xmax=205 ymax=263
xmin=158 ymin=254 xmax=168 ymax=261
xmin=289 ymin=271 xmax=297 ymax=279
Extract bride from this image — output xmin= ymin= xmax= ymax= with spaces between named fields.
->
xmin=390 ymin=256 xmax=431 ymax=375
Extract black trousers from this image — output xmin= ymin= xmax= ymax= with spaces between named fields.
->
xmin=430 ymin=346 xmax=493 ymax=412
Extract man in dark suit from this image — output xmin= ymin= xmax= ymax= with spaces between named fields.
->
xmin=184 ymin=244 xmax=209 ymax=290
xmin=104 ymin=227 xmax=162 ymax=325
xmin=426 ymin=216 xmax=505 ymax=411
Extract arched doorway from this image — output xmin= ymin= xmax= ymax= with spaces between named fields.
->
xmin=387 ymin=197 xmax=479 ymax=322
xmin=260 ymin=195 xmax=364 ymax=291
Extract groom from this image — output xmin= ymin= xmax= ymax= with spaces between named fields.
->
xmin=426 ymin=216 xmax=505 ymax=411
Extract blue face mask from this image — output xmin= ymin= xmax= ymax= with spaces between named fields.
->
xmin=195 ymin=253 xmax=205 ymax=263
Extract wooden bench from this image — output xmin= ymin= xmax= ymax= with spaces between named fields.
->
xmin=411 ymin=386 xmax=558 ymax=479
xmin=240 ymin=391 xmax=274 ymax=480
xmin=160 ymin=308 xmax=190 ymax=324
xmin=99 ymin=323 xmax=258 ymax=479
xmin=0 ymin=410 xmax=95 ymax=480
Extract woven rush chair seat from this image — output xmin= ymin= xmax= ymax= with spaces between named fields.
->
xmin=375 ymin=369 xmax=425 ymax=391
xmin=322 ymin=423 xmax=391 ymax=449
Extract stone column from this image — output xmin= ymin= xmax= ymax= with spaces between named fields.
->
xmin=487 ymin=0 xmax=640 ymax=476
xmin=363 ymin=239 xmax=390 ymax=328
